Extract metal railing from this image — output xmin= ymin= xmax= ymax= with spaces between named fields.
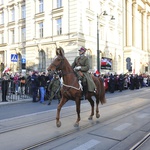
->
xmin=0 ymin=79 xmax=32 ymax=102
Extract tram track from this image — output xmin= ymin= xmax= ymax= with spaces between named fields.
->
xmin=22 ymin=101 xmax=150 ymax=149
xmin=21 ymin=103 xmax=150 ymax=150
xmin=130 ymin=133 xmax=150 ymax=150
xmin=0 ymin=88 xmax=149 ymax=150
xmin=0 ymin=89 xmax=148 ymax=135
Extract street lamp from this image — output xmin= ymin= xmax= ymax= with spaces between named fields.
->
xmin=97 ymin=11 xmax=115 ymax=72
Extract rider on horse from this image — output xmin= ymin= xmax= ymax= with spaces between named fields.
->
xmin=72 ymin=47 xmax=97 ymax=95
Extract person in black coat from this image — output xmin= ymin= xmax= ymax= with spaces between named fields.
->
xmin=118 ymin=74 xmax=124 ymax=92
xmin=130 ymin=74 xmax=135 ymax=90
xmin=31 ymin=71 xmax=39 ymax=102
xmin=1 ymin=75 xmax=9 ymax=102
xmin=38 ymin=72 xmax=47 ymax=103
xmin=109 ymin=74 xmax=115 ymax=93
xmin=134 ymin=74 xmax=139 ymax=89
xmin=139 ymin=74 xmax=143 ymax=88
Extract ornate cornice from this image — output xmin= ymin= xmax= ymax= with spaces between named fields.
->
xmin=52 ymin=7 xmax=64 ymax=15
xmin=132 ymin=0 xmax=137 ymax=4
xmin=34 ymin=12 xmax=45 ymax=19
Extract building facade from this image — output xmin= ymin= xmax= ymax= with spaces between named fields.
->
xmin=124 ymin=0 xmax=150 ymax=74
xmin=0 ymin=0 xmax=149 ymax=75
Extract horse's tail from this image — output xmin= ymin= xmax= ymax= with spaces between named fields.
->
xmin=98 ymin=77 xmax=106 ymax=104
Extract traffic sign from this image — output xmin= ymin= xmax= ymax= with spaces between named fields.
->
xmin=11 ymin=54 xmax=18 ymax=62
xmin=21 ymin=58 xmax=26 ymax=63
xmin=126 ymin=57 xmax=131 ymax=62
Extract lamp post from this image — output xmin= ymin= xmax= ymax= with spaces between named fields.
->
xmin=97 ymin=11 xmax=107 ymax=72
xmin=97 ymin=11 xmax=115 ymax=72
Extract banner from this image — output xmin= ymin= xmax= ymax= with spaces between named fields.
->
xmin=101 ymin=57 xmax=112 ymax=70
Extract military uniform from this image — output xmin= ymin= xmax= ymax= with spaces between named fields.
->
xmin=72 ymin=47 xmax=96 ymax=93
xmin=47 ymin=74 xmax=61 ymax=105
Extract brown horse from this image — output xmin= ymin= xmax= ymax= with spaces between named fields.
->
xmin=47 ymin=47 xmax=106 ymax=127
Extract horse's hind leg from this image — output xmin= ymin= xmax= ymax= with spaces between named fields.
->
xmin=87 ymin=97 xmax=94 ymax=120
xmin=56 ymin=97 xmax=67 ymax=127
xmin=74 ymin=98 xmax=81 ymax=127
xmin=96 ymin=97 xmax=100 ymax=118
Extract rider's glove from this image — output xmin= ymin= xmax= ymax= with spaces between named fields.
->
xmin=75 ymin=66 xmax=81 ymax=70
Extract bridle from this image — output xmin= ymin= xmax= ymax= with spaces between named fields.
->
xmin=50 ymin=56 xmax=64 ymax=71
xmin=50 ymin=55 xmax=74 ymax=76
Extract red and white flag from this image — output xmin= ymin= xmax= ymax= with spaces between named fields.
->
xmin=2 ymin=67 xmax=10 ymax=74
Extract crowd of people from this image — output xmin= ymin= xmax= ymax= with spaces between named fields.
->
xmin=0 ymin=69 xmax=150 ymax=104
xmin=97 ymin=73 xmax=150 ymax=93
xmin=0 ymin=71 xmax=61 ymax=104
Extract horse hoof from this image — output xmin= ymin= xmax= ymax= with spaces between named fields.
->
xmin=56 ymin=121 xmax=61 ymax=127
xmin=96 ymin=114 xmax=100 ymax=118
xmin=88 ymin=116 xmax=93 ymax=120
xmin=74 ymin=123 xmax=79 ymax=127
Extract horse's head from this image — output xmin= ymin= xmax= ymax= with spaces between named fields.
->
xmin=47 ymin=46 xmax=65 ymax=75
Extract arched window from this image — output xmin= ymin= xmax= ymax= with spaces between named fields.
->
xmin=39 ymin=50 xmax=46 ymax=72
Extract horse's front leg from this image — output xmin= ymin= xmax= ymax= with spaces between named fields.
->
xmin=56 ymin=97 xmax=67 ymax=127
xmin=87 ymin=97 xmax=94 ymax=120
xmin=74 ymin=98 xmax=81 ymax=127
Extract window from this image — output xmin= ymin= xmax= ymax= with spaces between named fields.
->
xmin=21 ymin=5 xmax=26 ymax=19
xmin=56 ymin=18 xmax=62 ymax=35
xmin=0 ymin=32 xmax=4 ymax=44
xmin=0 ymin=12 xmax=4 ymax=24
xmin=39 ymin=22 xmax=43 ymax=38
xmin=39 ymin=50 xmax=46 ymax=72
xmin=57 ymin=0 xmax=62 ymax=8
xmin=11 ymin=29 xmax=15 ymax=43
xmin=21 ymin=27 xmax=26 ymax=41
xmin=39 ymin=0 xmax=44 ymax=13
xmin=11 ymin=8 xmax=15 ymax=21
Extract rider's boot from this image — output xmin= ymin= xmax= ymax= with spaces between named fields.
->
xmin=80 ymin=84 xmax=87 ymax=100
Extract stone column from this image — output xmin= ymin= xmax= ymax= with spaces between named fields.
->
xmin=148 ymin=15 xmax=150 ymax=52
xmin=132 ymin=3 xmax=138 ymax=47
xmin=142 ymin=11 xmax=147 ymax=51
xmin=126 ymin=0 xmax=132 ymax=46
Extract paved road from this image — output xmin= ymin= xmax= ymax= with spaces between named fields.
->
xmin=0 ymin=88 xmax=146 ymax=119
xmin=0 ymin=87 xmax=149 ymax=150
